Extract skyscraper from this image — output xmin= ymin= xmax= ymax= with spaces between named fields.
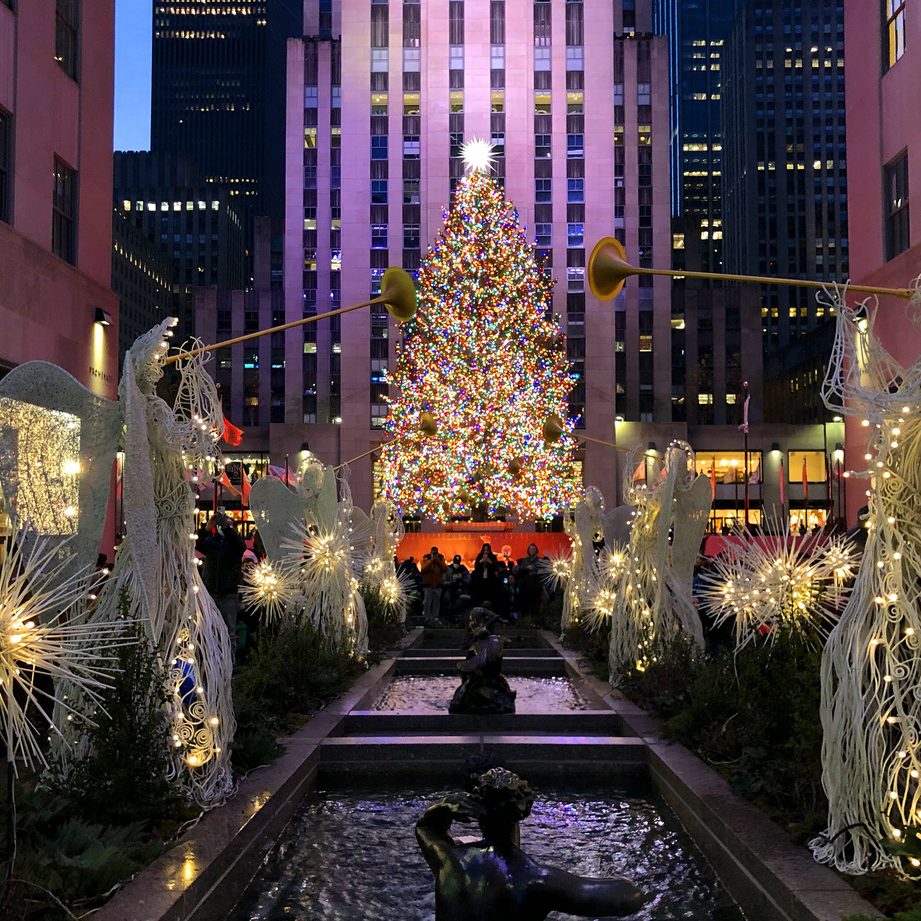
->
xmin=275 ymin=0 xmax=673 ymax=511
xmin=654 ymin=0 xmax=742 ymax=272
xmin=150 ymin=1 xmax=301 ymax=231
xmin=721 ymin=0 xmax=848 ymax=423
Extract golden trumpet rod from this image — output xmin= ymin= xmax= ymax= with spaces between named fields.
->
xmin=334 ymin=433 xmax=424 ymax=470
xmin=162 ymin=294 xmax=390 ymax=366
xmin=631 ymin=266 xmax=913 ymax=300
xmin=575 ymin=433 xmax=656 ymax=457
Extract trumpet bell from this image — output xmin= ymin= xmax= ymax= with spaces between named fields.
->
xmin=588 ymin=237 xmax=635 ymax=301
xmin=418 ymin=411 xmax=437 ymax=436
xmin=542 ymin=414 xmax=566 ymax=445
xmin=381 ymin=267 xmax=418 ymax=320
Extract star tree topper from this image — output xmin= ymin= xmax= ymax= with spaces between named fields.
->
xmin=461 ymin=137 xmax=496 ymax=175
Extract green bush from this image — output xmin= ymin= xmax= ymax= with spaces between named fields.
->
xmin=50 ymin=622 xmax=188 ymax=829
xmin=621 ymin=629 xmax=827 ymax=841
xmin=362 ymin=586 xmax=408 ymax=654
xmin=231 ymin=620 xmax=359 ymax=772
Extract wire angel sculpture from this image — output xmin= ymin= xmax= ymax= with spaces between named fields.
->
xmin=698 ymin=520 xmax=858 ymax=651
xmin=810 ymin=284 xmax=921 ymax=878
xmin=69 ymin=320 xmax=236 ymax=807
xmin=558 ymin=487 xmax=607 ymax=633
xmin=608 ymin=440 xmax=711 ymax=684
xmin=361 ymin=500 xmax=413 ymax=624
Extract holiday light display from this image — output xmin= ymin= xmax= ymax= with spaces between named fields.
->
xmin=77 ymin=320 xmax=236 ymax=806
xmin=698 ymin=523 xmax=858 ymax=651
xmin=810 ymin=285 xmax=921 ymax=878
xmin=361 ymin=500 xmax=412 ymax=623
xmin=241 ymin=559 xmax=297 ymax=623
xmin=0 ymin=536 xmax=126 ymax=771
xmin=608 ymin=441 xmax=711 ymax=682
xmin=380 ymin=142 xmax=577 ymax=521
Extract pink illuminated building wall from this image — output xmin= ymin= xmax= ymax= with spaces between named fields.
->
xmin=0 ymin=1 xmax=119 ymax=399
xmin=843 ymin=0 xmax=921 ymax=513
xmin=282 ymin=0 xmax=672 ymax=513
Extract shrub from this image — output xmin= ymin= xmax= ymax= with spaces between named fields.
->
xmin=50 ymin=621 xmax=188 ymax=829
xmin=231 ymin=620 xmax=358 ymax=772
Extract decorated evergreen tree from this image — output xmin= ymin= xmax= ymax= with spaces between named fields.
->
xmin=380 ymin=140 xmax=577 ymax=521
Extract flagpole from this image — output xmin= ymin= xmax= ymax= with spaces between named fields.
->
xmin=740 ymin=381 xmax=751 ymax=529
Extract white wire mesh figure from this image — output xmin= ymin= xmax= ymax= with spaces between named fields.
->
xmin=84 ymin=320 xmax=236 ymax=807
xmin=362 ymin=499 xmax=411 ymax=624
xmin=810 ymin=285 xmax=921 ymax=878
xmin=608 ymin=441 xmax=710 ymax=684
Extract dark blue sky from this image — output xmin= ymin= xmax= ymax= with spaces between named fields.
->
xmin=114 ymin=0 xmax=152 ymax=151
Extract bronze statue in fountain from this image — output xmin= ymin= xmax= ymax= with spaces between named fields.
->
xmin=448 ymin=607 xmax=516 ymax=715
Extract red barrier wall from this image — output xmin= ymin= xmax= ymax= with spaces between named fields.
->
xmin=397 ymin=531 xmax=572 ymax=569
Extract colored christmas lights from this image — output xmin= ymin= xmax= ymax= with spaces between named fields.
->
xmin=380 ymin=166 xmax=577 ymax=521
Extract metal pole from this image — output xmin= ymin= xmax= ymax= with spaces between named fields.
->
xmin=743 ymin=429 xmax=750 ymax=529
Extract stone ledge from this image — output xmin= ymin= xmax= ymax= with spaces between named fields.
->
xmin=91 ymin=629 xmax=422 ymax=921
xmin=542 ymin=632 xmax=883 ymax=921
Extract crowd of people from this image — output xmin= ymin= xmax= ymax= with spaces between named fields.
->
xmin=396 ymin=542 xmax=548 ymax=625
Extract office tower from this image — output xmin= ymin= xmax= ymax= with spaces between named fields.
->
xmin=654 ymin=0 xmax=742 ymax=273
xmin=721 ymin=0 xmax=848 ymax=424
xmin=114 ymin=152 xmax=246 ymax=346
xmin=150 ymin=0 xmax=302 ymax=231
xmin=0 ymin=0 xmax=119 ymax=398
xmin=112 ymin=208 xmax=174 ymax=366
xmin=273 ymin=0 xmax=673 ymax=512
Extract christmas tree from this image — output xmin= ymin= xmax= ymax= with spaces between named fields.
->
xmin=380 ymin=140 xmax=577 ymax=522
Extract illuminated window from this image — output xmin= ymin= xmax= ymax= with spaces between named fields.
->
xmin=55 ymin=0 xmax=79 ymax=80
xmin=403 ymin=135 xmax=420 ymax=158
xmin=885 ymin=0 xmax=907 ymax=70
xmin=567 ymin=92 xmax=584 ymax=113
xmin=52 ymin=157 xmax=76 ymax=264
xmin=788 ymin=450 xmax=827 ymax=483
xmin=534 ymin=93 xmax=551 ymax=114
xmin=0 ymin=110 xmax=10 ymax=224
xmin=566 ymin=46 xmax=583 ymax=71
xmin=567 ymin=223 xmax=584 ymax=246
xmin=695 ymin=452 xmax=762 ymax=484
xmin=491 ymin=45 xmax=505 ymax=69
xmin=884 ymin=151 xmax=909 ymax=260
xmin=403 ymin=93 xmax=420 ymax=115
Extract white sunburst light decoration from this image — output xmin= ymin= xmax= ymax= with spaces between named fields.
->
xmin=240 ymin=559 xmax=298 ymax=623
xmin=698 ymin=522 xmax=859 ymax=651
xmin=0 ymin=535 xmax=129 ymax=772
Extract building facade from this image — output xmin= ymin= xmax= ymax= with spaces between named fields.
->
xmin=114 ymin=152 xmax=246 ymax=346
xmin=112 ymin=208 xmax=173 ymax=365
xmin=271 ymin=0 xmax=674 ymax=512
xmin=653 ymin=0 xmax=742 ymax=273
xmin=841 ymin=0 xmax=921 ymax=515
xmin=721 ymin=0 xmax=849 ymax=424
xmin=0 ymin=0 xmax=119 ymax=398
xmin=151 ymin=0 xmax=302 ymax=232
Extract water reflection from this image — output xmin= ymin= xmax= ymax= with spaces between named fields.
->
xmin=373 ymin=676 xmax=590 ymax=713
xmin=231 ymin=787 xmax=744 ymax=920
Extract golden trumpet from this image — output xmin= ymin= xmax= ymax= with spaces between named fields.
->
xmin=164 ymin=266 xmax=417 ymax=366
xmin=587 ymin=237 xmax=914 ymax=302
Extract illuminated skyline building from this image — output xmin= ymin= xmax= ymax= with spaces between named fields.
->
xmin=721 ymin=0 xmax=848 ymax=423
xmin=150 ymin=0 xmax=301 ymax=237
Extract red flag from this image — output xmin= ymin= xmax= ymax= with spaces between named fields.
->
xmin=710 ymin=458 xmax=717 ymax=500
xmin=222 ymin=415 xmax=244 ymax=447
xmin=241 ymin=469 xmax=252 ymax=507
xmin=802 ymin=457 xmax=809 ymax=503
xmin=219 ymin=469 xmax=241 ymax=497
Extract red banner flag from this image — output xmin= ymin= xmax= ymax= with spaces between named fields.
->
xmin=222 ymin=415 xmax=244 ymax=447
